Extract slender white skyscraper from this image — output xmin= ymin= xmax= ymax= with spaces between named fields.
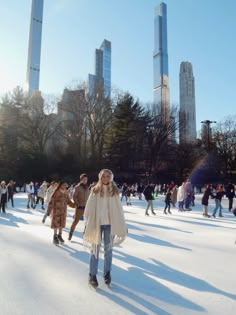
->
xmin=179 ymin=62 xmax=197 ymax=143
xmin=153 ymin=2 xmax=170 ymax=120
xmin=26 ymin=0 xmax=44 ymax=96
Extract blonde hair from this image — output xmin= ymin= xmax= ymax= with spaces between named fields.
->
xmin=92 ymin=169 xmax=119 ymax=197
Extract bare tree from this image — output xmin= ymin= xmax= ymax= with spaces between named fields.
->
xmin=145 ymin=103 xmax=181 ymax=174
xmin=213 ymin=116 xmax=236 ymax=175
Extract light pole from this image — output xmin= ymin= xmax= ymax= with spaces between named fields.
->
xmin=201 ymin=120 xmax=217 ymax=148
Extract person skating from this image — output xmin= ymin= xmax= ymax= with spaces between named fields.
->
xmin=177 ymin=182 xmax=185 ymax=211
xmin=171 ymin=185 xmax=178 ymax=208
xmin=120 ymin=183 xmax=128 ymax=202
xmin=226 ymin=182 xmax=235 ymax=212
xmin=46 ymin=181 xmax=75 ymax=245
xmin=34 ymin=181 xmax=48 ymax=210
xmin=42 ymin=181 xmax=58 ymax=224
xmin=7 ymin=180 xmax=15 ymax=208
xmin=68 ymin=174 xmax=89 ymax=241
xmin=126 ymin=186 xmax=132 ymax=206
xmin=212 ymin=185 xmax=225 ymax=218
xmin=26 ymin=182 xmax=35 ymax=209
xmin=164 ymin=189 xmax=172 ymax=214
xmin=202 ymin=184 xmax=214 ymax=218
xmin=0 ymin=181 xmax=8 ymax=213
xmin=143 ymin=184 xmax=156 ymax=216
xmin=184 ymin=179 xmax=193 ymax=211
xmin=137 ymin=184 xmax=144 ymax=200
xmin=84 ymin=169 xmax=127 ymax=288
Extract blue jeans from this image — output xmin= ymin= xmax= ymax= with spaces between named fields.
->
xmin=212 ymin=199 xmax=222 ymax=216
xmin=90 ymin=225 xmax=112 ymax=276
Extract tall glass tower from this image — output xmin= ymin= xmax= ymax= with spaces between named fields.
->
xmin=100 ymin=40 xmax=111 ymax=97
xmin=153 ymin=2 xmax=170 ymax=120
xmin=88 ymin=39 xmax=111 ymax=98
xmin=179 ymin=62 xmax=197 ymax=143
xmin=26 ymin=0 xmax=44 ymax=96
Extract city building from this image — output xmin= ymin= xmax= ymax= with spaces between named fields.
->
xmin=88 ymin=39 xmax=111 ymax=98
xmin=26 ymin=0 xmax=44 ymax=96
xmin=153 ymin=2 xmax=170 ymax=121
xmin=58 ymin=88 xmax=86 ymax=129
xmin=179 ymin=62 xmax=197 ymax=143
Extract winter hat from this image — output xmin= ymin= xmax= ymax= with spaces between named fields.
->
xmin=98 ymin=169 xmax=114 ymax=182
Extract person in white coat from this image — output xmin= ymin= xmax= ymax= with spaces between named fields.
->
xmin=26 ymin=182 xmax=35 ymax=209
xmin=42 ymin=181 xmax=58 ymax=223
xmin=0 ymin=181 xmax=8 ymax=213
xmin=177 ymin=182 xmax=185 ymax=211
xmin=34 ymin=181 xmax=48 ymax=210
xmin=84 ymin=169 xmax=127 ymax=288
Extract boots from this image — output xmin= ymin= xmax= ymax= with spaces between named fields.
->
xmin=58 ymin=233 xmax=65 ymax=243
xmin=89 ymin=273 xmax=98 ymax=288
xmin=53 ymin=234 xmax=59 ymax=245
xmin=104 ymin=272 xmax=111 ymax=285
xmin=68 ymin=230 xmax=73 ymax=241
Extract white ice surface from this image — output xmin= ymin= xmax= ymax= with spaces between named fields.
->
xmin=0 ymin=193 xmax=236 ymax=315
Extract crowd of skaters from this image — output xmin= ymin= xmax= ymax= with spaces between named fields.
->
xmin=118 ymin=180 xmax=236 ymax=218
xmin=1 ymin=174 xmax=236 ymax=288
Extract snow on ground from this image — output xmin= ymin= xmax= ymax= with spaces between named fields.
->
xmin=0 ymin=193 xmax=236 ymax=315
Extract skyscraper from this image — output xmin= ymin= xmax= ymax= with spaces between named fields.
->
xmin=153 ymin=2 xmax=170 ymax=120
xmin=26 ymin=0 xmax=44 ymax=96
xmin=88 ymin=39 xmax=111 ymax=98
xmin=179 ymin=62 xmax=197 ymax=143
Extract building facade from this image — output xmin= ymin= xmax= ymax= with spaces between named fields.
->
xmin=88 ymin=39 xmax=111 ymax=98
xmin=153 ymin=2 xmax=170 ymax=121
xmin=179 ymin=62 xmax=197 ymax=143
xmin=26 ymin=0 xmax=44 ymax=96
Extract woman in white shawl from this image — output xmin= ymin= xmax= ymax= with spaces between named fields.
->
xmin=84 ymin=169 xmax=127 ymax=288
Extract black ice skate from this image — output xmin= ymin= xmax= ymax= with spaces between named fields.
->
xmin=89 ymin=274 xmax=98 ymax=289
xmin=58 ymin=234 xmax=65 ymax=243
xmin=104 ymin=272 xmax=111 ymax=285
xmin=68 ymin=231 xmax=73 ymax=241
xmin=53 ymin=234 xmax=59 ymax=246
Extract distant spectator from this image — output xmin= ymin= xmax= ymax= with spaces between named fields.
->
xmin=143 ymin=184 xmax=156 ymax=216
xmin=0 ymin=181 xmax=8 ymax=213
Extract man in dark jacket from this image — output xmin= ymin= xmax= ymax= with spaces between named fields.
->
xmin=226 ymin=182 xmax=235 ymax=212
xmin=143 ymin=184 xmax=156 ymax=216
xmin=68 ymin=174 xmax=89 ymax=241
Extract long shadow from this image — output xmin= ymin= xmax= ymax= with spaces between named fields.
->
xmin=128 ymin=220 xmax=192 ymax=234
xmin=57 ymin=244 xmax=175 ymax=315
xmin=58 ymin=241 xmax=202 ymax=314
xmin=8 ymin=208 xmax=34 ymax=215
xmin=128 ymin=233 xmax=192 ymax=251
xmin=165 ymin=217 xmax=236 ymax=230
xmin=0 ymin=212 xmax=29 ymax=228
xmin=113 ymin=250 xmax=236 ymax=302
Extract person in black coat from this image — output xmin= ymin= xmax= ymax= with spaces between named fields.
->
xmin=143 ymin=184 xmax=156 ymax=216
xmin=201 ymin=184 xmax=214 ymax=217
xmin=226 ymin=182 xmax=235 ymax=212
xmin=137 ymin=184 xmax=144 ymax=200
xmin=164 ymin=189 xmax=172 ymax=214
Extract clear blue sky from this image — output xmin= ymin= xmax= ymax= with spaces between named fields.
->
xmin=0 ymin=0 xmax=235 ymax=132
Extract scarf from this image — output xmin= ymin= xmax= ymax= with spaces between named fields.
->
xmin=83 ymin=192 xmax=127 ymax=258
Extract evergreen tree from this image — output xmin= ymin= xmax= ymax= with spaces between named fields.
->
xmin=105 ymin=93 xmax=149 ymax=171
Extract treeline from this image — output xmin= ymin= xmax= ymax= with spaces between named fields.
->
xmin=0 ymin=86 xmax=235 ymax=184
